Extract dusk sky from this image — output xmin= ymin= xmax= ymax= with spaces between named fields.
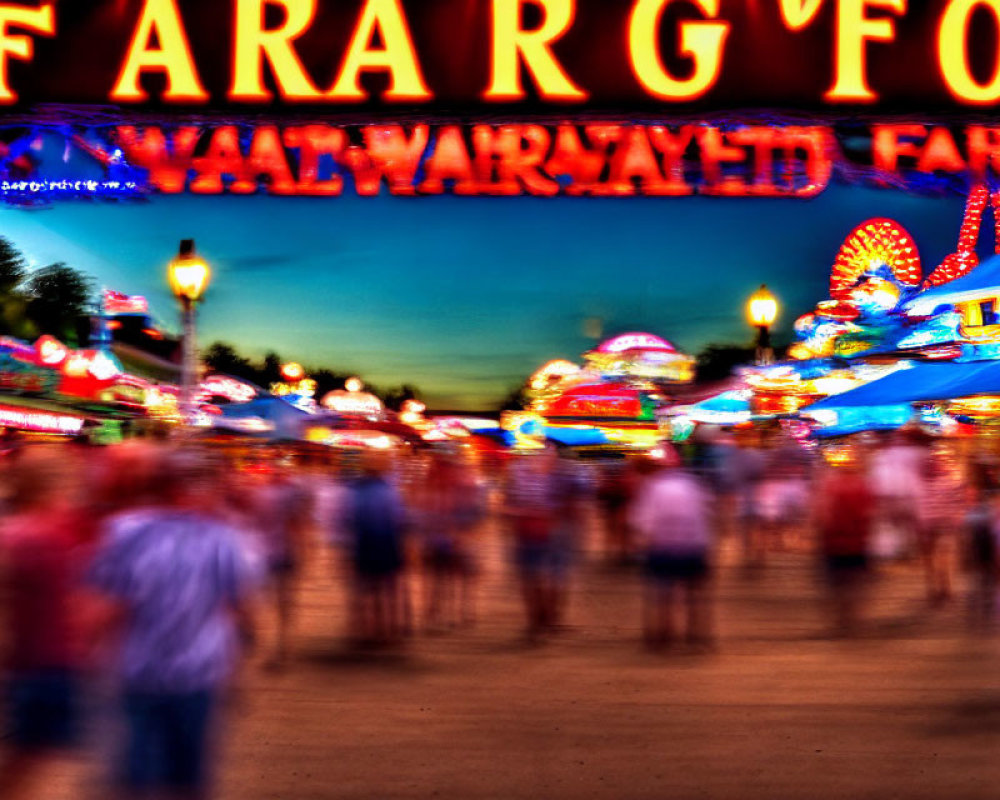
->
xmin=0 ymin=186 xmax=974 ymax=409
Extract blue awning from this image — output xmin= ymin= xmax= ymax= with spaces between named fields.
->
xmin=906 ymin=254 xmax=1000 ymax=315
xmin=804 ymin=360 xmax=1000 ymax=410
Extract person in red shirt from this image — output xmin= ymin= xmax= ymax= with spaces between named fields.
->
xmin=0 ymin=445 xmax=92 ymax=799
xmin=814 ymin=451 xmax=875 ymax=637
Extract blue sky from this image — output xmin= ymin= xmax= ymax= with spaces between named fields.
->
xmin=0 ymin=186 xmax=973 ymax=409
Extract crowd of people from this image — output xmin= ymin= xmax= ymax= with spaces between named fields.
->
xmin=0 ymin=426 xmax=998 ymax=797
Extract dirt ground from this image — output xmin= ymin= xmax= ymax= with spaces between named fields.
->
xmin=22 ymin=511 xmax=1000 ymax=799
xmin=212 ymin=518 xmax=1000 ymax=800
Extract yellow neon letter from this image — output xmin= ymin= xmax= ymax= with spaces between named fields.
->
xmin=327 ymin=0 xmax=430 ymax=101
xmin=111 ymin=0 xmax=206 ymax=102
xmin=824 ymin=0 xmax=906 ymax=102
xmin=778 ymin=0 xmax=825 ymax=30
xmin=628 ymin=0 xmax=729 ymax=101
xmin=0 ymin=2 xmax=53 ymax=104
xmin=938 ymin=0 xmax=1000 ymax=105
xmin=230 ymin=0 xmax=321 ymax=102
xmin=483 ymin=0 xmax=586 ymax=101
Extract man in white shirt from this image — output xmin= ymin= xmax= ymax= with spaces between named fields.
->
xmin=629 ymin=446 xmax=714 ymax=650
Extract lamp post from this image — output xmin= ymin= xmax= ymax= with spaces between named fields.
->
xmin=747 ymin=284 xmax=778 ymax=366
xmin=168 ymin=239 xmax=211 ymax=425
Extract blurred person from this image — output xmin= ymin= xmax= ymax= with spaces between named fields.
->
xmin=596 ymin=458 xmax=637 ymax=564
xmin=87 ymin=447 xmax=263 ymax=800
xmin=504 ymin=444 xmax=587 ymax=643
xmin=753 ymin=431 xmax=814 ymax=555
xmin=415 ymin=452 xmax=486 ymax=631
xmin=814 ymin=449 xmax=875 ymax=637
xmin=868 ymin=428 xmax=928 ymax=560
xmin=343 ymin=449 xmax=409 ymax=646
xmin=964 ymin=461 xmax=999 ymax=628
xmin=249 ymin=461 xmax=312 ymax=670
xmin=728 ymin=428 xmax=767 ymax=567
xmin=919 ymin=451 xmax=962 ymax=607
xmin=0 ymin=446 xmax=92 ymax=800
xmin=629 ymin=445 xmax=714 ymax=650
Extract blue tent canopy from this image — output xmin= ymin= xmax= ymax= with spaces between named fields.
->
xmin=215 ymin=396 xmax=311 ymax=439
xmin=804 ymin=361 xmax=1000 ymax=410
xmin=906 ymin=253 xmax=1000 ymax=315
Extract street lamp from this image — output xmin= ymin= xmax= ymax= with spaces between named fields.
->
xmin=747 ymin=284 xmax=778 ymax=365
xmin=168 ymin=239 xmax=211 ymax=424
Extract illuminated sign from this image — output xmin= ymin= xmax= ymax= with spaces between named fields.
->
xmin=103 ymin=289 xmax=149 ymax=315
xmin=0 ymin=1 xmax=999 ymax=114
xmin=4 ymin=3 xmax=1000 ymax=199
xmin=321 ymin=389 xmax=384 ymax=417
xmin=4 ymin=119 xmax=995 ymax=200
xmin=0 ymin=403 xmax=84 ymax=435
xmin=200 ymin=374 xmax=257 ymax=404
xmin=596 ymin=333 xmax=676 ymax=354
xmin=105 ymin=122 xmax=833 ymax=198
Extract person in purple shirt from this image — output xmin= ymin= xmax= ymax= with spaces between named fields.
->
xmin=88 ymin=447 xmax=263 ymax=800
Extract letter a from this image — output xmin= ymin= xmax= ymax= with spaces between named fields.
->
xmin=327 ymin=0 xmax=430 ymax=101
xmin=111 ymin=0 xmax=207 ymax=102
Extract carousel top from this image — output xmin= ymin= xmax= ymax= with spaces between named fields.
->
xmin=592 ymin=333 xmax=677 ymax=355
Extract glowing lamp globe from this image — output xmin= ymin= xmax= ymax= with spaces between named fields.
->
xmin=345 ymin=377 xmax=364 ymax=393
xmin=281 ymin=362 xmax=305 ymax=382
xmin=168 ymin=244 xmax=211 ymax=303
xmin=747 ymin=285 xmax=778 ymax=328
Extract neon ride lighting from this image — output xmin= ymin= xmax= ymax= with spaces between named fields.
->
xmin=35 ymin=335 xmax=68 ymax=366
xmin=595 ymin=333 xmax=677 ymax=354
xmin=102 ymin=289 xmax=149 ymax=315
xmin=0 ymin=404 xmax=84 ymax=435
xmin=200 ymin=375 xmax=257 ymax=404
xmin=830 ymin=219 xmax=922 ymax=300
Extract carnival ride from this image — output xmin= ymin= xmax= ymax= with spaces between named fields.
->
xmin=505 ymin=333 xmax=695 ymax=450
xmin=739 ymin=185 xmax=1000 ymax=437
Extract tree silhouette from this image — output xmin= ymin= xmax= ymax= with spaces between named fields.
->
xmin=0 ymin=237 xmax=28 ymax=336
xmin=23 ymin=263 xmax=93 ymax=344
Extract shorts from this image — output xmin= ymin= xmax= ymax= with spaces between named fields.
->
xmin=824 ymin=553 xmax=868 ymax=585
xmin=643 ymin=552 xmax=709 ymax=584
xmin=122 ymin=688 xmax=216 ymax=793
xmin=5 ymin=669 xmax=80 ymax=750
xmin=268 ymin=553 xmax=298 ymax=576
xmin=425 ymin=541 xmax=459 ymax=572
xmin=514 ymin=541 xmax=553 ymax=577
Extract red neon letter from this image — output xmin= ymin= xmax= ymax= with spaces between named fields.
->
xmin=472 ymin=125 xmax=559 ymax=196
xmin=111 ymin=0 xmax=207 ymax=102
xmin=114 ymin=126 xmax=200 ymax=193
xmin=648 ymin=125 xmax=696 ymax=194
xmin=327 ymin=0 xmax=431 ymax=101
xmin=418 ymin=126 xmax=478 ymax=195
xmin=0 ymin=2 xmax=53 ymax=104
xmin=917 ymin=127 xmax=966 ymax=174
xmin=543 ymin=125 xmax=613 ymax=195
xmin=872 ymin=123 xmax=926 ymax=174
xmin=348 ymin=125 xmax=430 ymax=195
xmin=966 ymin=127 xmax=1000 ymax=182
xmin=697 ymin=128 xmax=748 ymax=195
xmin=824 ymin=0 xmax=906 ymax=103
xmin=190 ymin=127 xmax=246 ymax=193
xmin=283 ymin=126 xmax=346 ymax=195
xmin=938 ymin=0 xmax=1000 ymax=105
xmin=780 ymin=127 xmax=835 ymax=197
xmin=628 ymin=0 xmax=729 ymax=101
xmin=607 ymin=126 xmax=678 ymax=196
xmin=230 ymin=0 xmax=322 ymax=102
xmin=484 ymin=0 xmax=586 ymax=101
xmin=234 ymin=126 xmax=297 ymax=194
